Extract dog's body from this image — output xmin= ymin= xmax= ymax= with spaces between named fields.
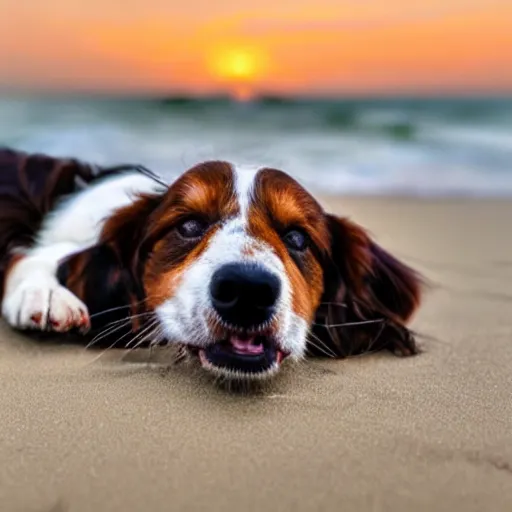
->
xmin=2 ymin=166 xmax=162 ymax=333
xmin=0 ymin=148 xmax=422 ymax=380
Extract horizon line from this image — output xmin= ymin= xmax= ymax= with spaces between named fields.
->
xmin=1 ymin=88 xmax=511 ymax=101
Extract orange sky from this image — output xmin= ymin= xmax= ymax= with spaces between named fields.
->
xmin=1 ymin=0 xmax=511 ymax=96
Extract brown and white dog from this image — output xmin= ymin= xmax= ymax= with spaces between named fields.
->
xmin=0 ymin=148 xmax=422 ymax=380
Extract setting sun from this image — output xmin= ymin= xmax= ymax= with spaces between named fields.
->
xmin=210 ymin=47 xmax=265 ymax=81
xmin=207 ymin=45 xmax=268 ymax=99
xmin=217 ymin=50 xmax=255 ymax=80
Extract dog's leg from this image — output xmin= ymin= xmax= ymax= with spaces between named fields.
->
xmin=1 ymin=243 xmax=90 ymax=333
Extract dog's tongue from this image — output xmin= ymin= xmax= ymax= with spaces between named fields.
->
xmin=230 ymin=335 xmax=264 ymax=355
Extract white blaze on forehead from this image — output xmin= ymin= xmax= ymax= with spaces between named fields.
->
xmin=233 ymin=165 xmax=260 ymax=223
xmin=154 ymin=163 xmax=309 ymax=360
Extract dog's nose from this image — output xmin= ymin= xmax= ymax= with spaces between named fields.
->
xmin=210 ymin=263 xmax=281 ymax=328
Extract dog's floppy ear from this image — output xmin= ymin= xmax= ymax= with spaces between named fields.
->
xmin=312 ymin=215 xmax=423 ymax=358
xmin=56 ymin=193 xmax=162 ymax=341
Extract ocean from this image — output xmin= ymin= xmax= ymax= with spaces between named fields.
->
xmin=1 ymin=95 xmax=511 ymax=196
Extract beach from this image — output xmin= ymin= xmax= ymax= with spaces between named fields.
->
xmin=1 ymin=196 xmax=511 ymax=512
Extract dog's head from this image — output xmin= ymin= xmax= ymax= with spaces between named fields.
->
xmin=58 ymin=162 xmax=422 ymax=379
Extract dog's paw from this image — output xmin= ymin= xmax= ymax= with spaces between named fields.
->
xmin=2 ymin=278 xmax=90 ymax=333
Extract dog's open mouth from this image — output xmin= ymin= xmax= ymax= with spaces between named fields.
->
xmin=196 ymin=333 xmax=286 ymax=377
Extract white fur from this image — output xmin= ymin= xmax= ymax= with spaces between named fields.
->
xmin=234 ymin=165 xmax=259 ymax=221
xmin=155 ymin=164 xmax=309 ymax=366
xmin=2 ymin=172 xmax=163 ymax=332
xmin=2 ymin=243 xmax=90 ymax=331
xmin=2 ymin=164 xmax=309 ymax=373
xmin=37 ymin=172 xmax=162 ymax=247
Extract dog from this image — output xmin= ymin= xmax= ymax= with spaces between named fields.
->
xmin=0 ymin=148 xmax=422 ymax=380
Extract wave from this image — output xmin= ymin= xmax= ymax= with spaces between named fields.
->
xmin=150 ymin=95 xmax=512 ymax=141
xmin=1 ymin=95 xmax=511 ymax=196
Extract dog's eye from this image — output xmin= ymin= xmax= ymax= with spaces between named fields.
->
xmin=177 ymin=218 xmax=208 ymax=239
xmin=283 ymin=229 xmax=309 ymax=251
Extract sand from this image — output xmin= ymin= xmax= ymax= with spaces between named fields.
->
xmin=1 ymin=197 xmax=511 ymax=512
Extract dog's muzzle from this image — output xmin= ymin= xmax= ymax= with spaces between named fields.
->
xmin=197 ymin=262 xmax=286 ymax=377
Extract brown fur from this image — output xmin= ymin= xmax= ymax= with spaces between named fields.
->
xmin=1 ymin=149 xmax=423 ymax=357
xmin=0 ymin=148 xmax=100 ymax=301
xmin=56 ymin=161 xmax=239 ymax=337
xmin=250 ymin=169 xmax=328 ymax=324
xmin=311 ymin=215 xmax=423 ymax=357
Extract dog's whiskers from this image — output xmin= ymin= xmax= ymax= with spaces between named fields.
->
xmin=96 ymin=312 xmax=154 ymax=329
xmin=85 ymin=320 xmax=131 ymax=349
xmin=365 ymin=319 xmax=386 ymax=355
xmin=125 ymin=319 xmax=159 ymax=350
xmin=85 ymin=311 xmax=157 ymax=350
xmin=313 ymin=318 xmax=386 ymax=328
xmin=134 ymin=325 xmax=162 ymax=351
xmin=85 ymin=323 xmax=164 ymax=369
xmin=88 ymin=298 xmax=151 ymax=319
xmin=84 ymin=336 xmax=128 ymax=366
xmin=122 ymin=325 xmax=164 ymax=363
xmin=307 ymin=331 xmax=337 ymax=358
xmin=319 ymin=301 xmax=348 ymax=308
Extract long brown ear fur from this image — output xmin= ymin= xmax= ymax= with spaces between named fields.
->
xmin=56 ymin=193 xmax=162 ymax=344
xmin=311 ymin=215 xmax=423 ymax=358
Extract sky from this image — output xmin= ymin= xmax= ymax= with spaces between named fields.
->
xmin=1 ymin=0 xmax=511 ymax=96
